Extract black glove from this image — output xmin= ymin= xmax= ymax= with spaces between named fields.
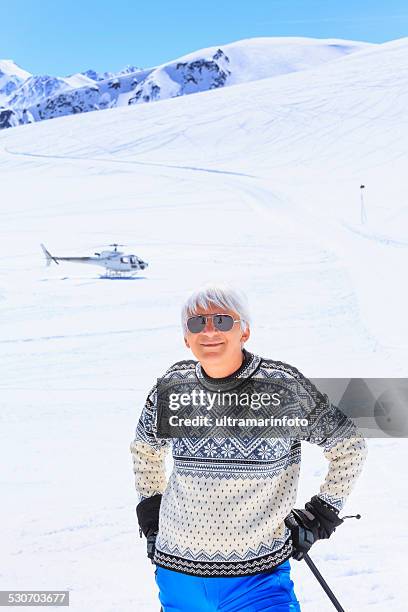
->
xmin=136 ymin=494 xmax=162 ymax=563
xmin=285 ymin=495 xmax=343 ymax=560
xmin=305 ymin=495 xmax=344 ymax=539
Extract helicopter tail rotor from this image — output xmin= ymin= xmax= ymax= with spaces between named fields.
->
xmin=40 ymin=243 xmax=59 ymax=266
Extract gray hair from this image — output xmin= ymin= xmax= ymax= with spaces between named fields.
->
xmin=181 ymin=284 xmax=251 ymax=335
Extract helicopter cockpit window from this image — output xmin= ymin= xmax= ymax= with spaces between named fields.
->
xmin=120 ymin=256 xmax=130 ymax=263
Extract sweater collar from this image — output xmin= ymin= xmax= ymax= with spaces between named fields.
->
xmin=195 ymin=348 xmax=261 ymax=391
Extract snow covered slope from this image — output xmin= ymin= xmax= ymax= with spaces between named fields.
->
xmin=125 ymin=36 xmax=374 ymax=104
xmin=1 ymin=36 xmax=407 ymax=611
xmin=0 ymin=37 xmax=374 ymax=128
xmin=145 ymin=36 xmax=374 ymax=87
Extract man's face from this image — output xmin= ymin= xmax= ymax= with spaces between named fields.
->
xmin=184 ymin=304 xmax=250 ymax=364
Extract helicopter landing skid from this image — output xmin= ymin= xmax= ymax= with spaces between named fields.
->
xmin=100 ymin=269 xmax=140 ymax=279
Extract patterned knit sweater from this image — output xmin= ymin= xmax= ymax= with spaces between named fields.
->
xmin=130 ymin=349 xmax=367 ymax=577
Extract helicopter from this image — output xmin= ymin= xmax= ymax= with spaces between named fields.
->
xmin=40 ymin=243 xmax=148 ymax=278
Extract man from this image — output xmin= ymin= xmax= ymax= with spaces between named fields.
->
xmin=130 ymin=285 xmax=367 ymax=611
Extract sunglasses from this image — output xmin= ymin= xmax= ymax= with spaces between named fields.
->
xmin=186 ymin=313 xmax=241 ymax=334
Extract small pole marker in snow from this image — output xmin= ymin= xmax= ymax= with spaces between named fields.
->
xmin=360 ymin=184 xmax=367 ymax=224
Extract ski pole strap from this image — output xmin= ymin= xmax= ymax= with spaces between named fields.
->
xmin=303 ymin=553 xmax=345 ymax=612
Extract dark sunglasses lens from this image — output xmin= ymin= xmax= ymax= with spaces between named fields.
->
xmin=214 ymin=315 xmax=234 ymax=331
xmin=187 ymin=316 xmax=206 ymax=333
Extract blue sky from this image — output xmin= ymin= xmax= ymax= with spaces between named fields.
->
xmin=2 ymin=0 xmax=408 ymax=75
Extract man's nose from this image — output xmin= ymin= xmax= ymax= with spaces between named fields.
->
xmin=202 ymin=316 xmax=216 ymax=333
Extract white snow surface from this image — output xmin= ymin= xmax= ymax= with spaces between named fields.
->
xmin=1 ymin=36 xmax=408 ymax=611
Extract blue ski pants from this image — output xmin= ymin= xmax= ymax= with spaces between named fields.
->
xmin=154 ymin=560 xmax=301 ymax=611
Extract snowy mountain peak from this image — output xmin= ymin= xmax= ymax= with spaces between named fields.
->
xmin=128 ymin=48 xmax=232 ymax=105
xmin=0 ymin=59 xmax=31 ymax=80
xmin=81 ymin=65 xmax=142 ymax=82
xmin=8 ymin=75 xmax=71 ymax=110
xmin=0 ymin=59 xmax=31 ymax=104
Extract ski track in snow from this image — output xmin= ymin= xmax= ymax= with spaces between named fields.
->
xmin=3 ymin=145 xmax=258 ymax=178
xmin=1 ymin=39 xmax=408 ymax=610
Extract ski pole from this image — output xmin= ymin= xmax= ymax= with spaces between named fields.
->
xmin=303 ymin=553 xmax=345 ymax=612
xmin=302 ymin=513 xmax=361 ymax=612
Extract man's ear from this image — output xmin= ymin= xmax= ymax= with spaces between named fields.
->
xmin=241 ymin=326 xmax=250 ymax=344
xmin=184 ymin=336 xmax=190 ymax=348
